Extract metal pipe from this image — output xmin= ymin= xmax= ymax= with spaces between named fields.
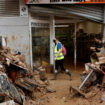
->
xmin=79 ymin=70 xmax=94 ymax=90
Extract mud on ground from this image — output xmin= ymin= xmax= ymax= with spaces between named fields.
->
xmin=40 ymin=64 xmax=105 ymax=105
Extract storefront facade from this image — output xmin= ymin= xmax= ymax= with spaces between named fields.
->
xmin=28 ymin=4 xmax=105 ymax=68
xmin=0 ymin=0 xmax=105 ymax=68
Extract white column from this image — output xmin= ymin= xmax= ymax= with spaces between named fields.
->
xmin=74 ymin=23 xmax=77 ymax=70
xmin=50 ymin=16 xmax=55 ymax=65
xmin=29 ymin=13 xmax=33 ymax=69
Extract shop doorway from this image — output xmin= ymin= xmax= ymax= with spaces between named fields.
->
xmin=29 ymin=5 xmax=104 ymax=69
xmin=55 ymin=17 xmax=102 ymax=69
xmin=55 ymin=24 xmax=74 ymax=65
xmin=31 ymin=23 xmax=50 ymax=67
xmin=30 ymin=14 xmax=102 ymax=70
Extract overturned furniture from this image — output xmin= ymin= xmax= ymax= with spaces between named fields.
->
xmin=70 ymin=64 xmax=104 ymax=98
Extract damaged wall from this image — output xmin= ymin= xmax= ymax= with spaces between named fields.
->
xmin=0 ymin=0 xmax=31 ymax=66
xmin=0 ymin=17 xmax=31 ymax=65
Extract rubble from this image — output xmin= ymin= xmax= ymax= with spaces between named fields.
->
xmin=69 ymin=52 xmax=105 ymax=104
xmin=46 ymin=87 xmax=56 ymax=93
xmin=0 ymin=100 xmax=19 ymax=105
xmin=0 ymin=47 xmax=49 ymax=105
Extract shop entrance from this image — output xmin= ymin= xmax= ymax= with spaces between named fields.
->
xmin=55 ymin=16 xmax=102 ymax=69
xmin=31 ymin=22 xmax=50 ymax=67
xmin=30 ymin=14 xmax=102 ymax=70
xmin=55 ymin=23 xmax=74 ymax=66
xmin=29 ymin=5 xmax=104 ymax=68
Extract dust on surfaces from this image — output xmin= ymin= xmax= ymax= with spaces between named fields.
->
xmin=12 ymin=35 xmax=15 ymax=41
xmin=28 ymin=51 xmax=30 ymax=56
xmin=23 ymin=45 xmax=29 ymax=50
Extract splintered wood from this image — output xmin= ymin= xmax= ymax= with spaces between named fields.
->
xmin=15 ymin=78 xmax=37 ymax=93
xmin=0 ymin=47 xmax=48 ymax=105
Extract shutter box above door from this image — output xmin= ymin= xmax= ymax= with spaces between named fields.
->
xmin=29 ymin=5 xmax=104 ymax=23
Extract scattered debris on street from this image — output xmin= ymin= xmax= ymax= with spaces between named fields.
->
xmin=0 ymin=46 xmax=51 ymax=105
xmin=70 ymin=52 xmax=105 ymax=104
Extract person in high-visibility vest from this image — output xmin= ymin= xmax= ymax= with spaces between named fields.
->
xmin=52 ymin=37 xmax=72 ymax=80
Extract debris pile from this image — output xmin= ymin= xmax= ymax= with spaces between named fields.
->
xmin=0 ymin=47 xmax=49 ymax=105
xmin=70 ymin=53 xmax=105 ymax=105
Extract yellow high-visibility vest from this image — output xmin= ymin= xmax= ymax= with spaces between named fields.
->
xmin=54 ymin=42 xmax=64 ymax=60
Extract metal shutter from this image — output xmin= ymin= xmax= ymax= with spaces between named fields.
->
xmin=51 ymin=5 xmax=104 ymax=22
xmin=29 ymin=5 xmax=104 ymax=23
xmin=0 ymin=0 xmax=20 ymax=17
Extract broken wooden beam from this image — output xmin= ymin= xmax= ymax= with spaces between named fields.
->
xmin=15 ymin=78 xmax=37 ymax=93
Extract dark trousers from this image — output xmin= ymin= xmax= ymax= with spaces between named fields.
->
xmin=54 ymin=59 xmax=71 ymax=78
xmin=55 ymin=59 xmax=65 ymax=71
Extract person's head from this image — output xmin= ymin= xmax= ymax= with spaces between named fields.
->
xmin=95 ymin=38 xmax=101 ymax=43
xmin=53 ymin=36 xmax=60 ymax=44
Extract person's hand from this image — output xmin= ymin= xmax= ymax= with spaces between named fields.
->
xmin=54 ymin=57 xmax=56 ymax=61
xmin=97 ymin=48 xmax=102 ymax=51
xmin=90 ymin=47 xmax=96 ymax=51
xmin=90 ymin=47 xmax=95 ymax=50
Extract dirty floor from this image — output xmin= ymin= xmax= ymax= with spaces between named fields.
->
xmin=44 ymin=63 xmax=87 ymax=105
xmin=41 ymin=62 xmax=105 ymax=105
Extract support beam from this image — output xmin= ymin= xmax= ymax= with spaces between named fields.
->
xmin=74 ymin=23 xmax=77 ymax=70
xmin=55 ymin=19 xmax=84 ymax=24
xmin=50 ymin=16 xmax=55 ymax=65
xmin=29 ymin=13 xmax=33 ymax=69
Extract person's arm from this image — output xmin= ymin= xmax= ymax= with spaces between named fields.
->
xmin=96 ymin=42 xmax=104 ymax=52
xmin=96 ymin=48 xmax=102 ymax=51
xmin=90 ymin=47 xmax=96 ymax=51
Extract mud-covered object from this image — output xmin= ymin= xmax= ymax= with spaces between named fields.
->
xmin=0 ymin=72 xmax=23 ymax=104
xmin=81 ymin=70 xmax=103 ymax=88
xmin=81 ymin=71 xmax=97 ymax=88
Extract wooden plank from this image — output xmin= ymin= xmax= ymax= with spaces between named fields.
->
xmin=70 ymin=86 xmax=86 ymax=98
xmin=15 ymin=79 xmax=35 ymax=92
xmin=24 ymin=77 xmax=37 ymax=86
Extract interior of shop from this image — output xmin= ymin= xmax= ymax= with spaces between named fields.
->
xmin=31 ymin=14 xmax=103 ymax=69
xmin=54 ymin=16 xmax=102 ymax=68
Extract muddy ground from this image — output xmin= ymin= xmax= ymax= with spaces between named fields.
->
xmin=35 ymin=61 xmax=105 ymax=105
xmin=45 ymin=63 xmax=85 ymax=105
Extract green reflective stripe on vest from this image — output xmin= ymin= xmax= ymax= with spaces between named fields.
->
xmin=54 ymin=42 xmax=64 ymax=60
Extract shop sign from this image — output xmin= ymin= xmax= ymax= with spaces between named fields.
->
xmin=20 ymin=0 xmax=28 ymax=17
xmin=31 ymin=23 xmax=49 ymax=28
xmin=26 ymin=0 xmax=105 ymax=4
